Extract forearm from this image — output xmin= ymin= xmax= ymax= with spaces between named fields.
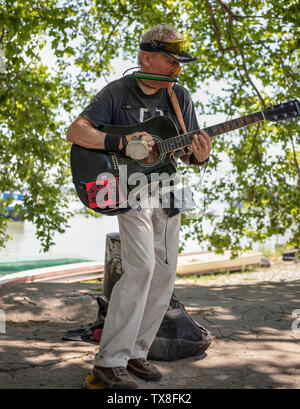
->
xmin=66 ymin=117 xmax=106 ymax=149
xmin=66 ymin=117 xmax=154 ymax=156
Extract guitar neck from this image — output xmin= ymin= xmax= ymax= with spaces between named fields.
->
xmin=158 ymin=110 xmax=265 ymax=154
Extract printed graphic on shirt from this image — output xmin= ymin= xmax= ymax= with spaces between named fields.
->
xmin=139 ymin=107 xmax=165 ymax=122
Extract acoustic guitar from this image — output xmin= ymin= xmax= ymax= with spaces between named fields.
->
xmin=70 ymin=99 xmax=300 ymax=215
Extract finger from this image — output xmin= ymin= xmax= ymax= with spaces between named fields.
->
xmin=194 ymin=133 xmax=208 ymax=150
xmin=199 ymin=129 xmax=210 ymax=139
xmin=192 ymin=138 xmax=201 ymax=154
xmin=199 ymin=131 xmax=213 ymax=149
xmin=131 ymin=132 xmax=154 ymax=153
xmin=191 ymin=140 xmax=200 ymax=153
xmin=199 ymin=132 xmax=212 ymax=151
xmin=193 ymin=137 xmax=210 ymax=159
xmin=199 ymin=134 xmax=212 ymax=151
xmin=137 ymin=131 xmax=152 ymax=139
xmin=137 ymin=132 xmax=154 ymax=145
xmin=127 ymin=132 xmax=154 ymax=145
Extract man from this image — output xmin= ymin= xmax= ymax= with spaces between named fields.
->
xmin=67 ymin=24 xmax=213 ymax=389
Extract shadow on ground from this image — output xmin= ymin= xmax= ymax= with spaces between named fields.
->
xmin=0 ymin=280 xmax=299 ymax=389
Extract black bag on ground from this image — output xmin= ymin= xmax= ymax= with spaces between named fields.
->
xmin=62 ymin=293 xmax=212 ymax=361
xmin=148 ymin=293 xmax=212 ymax=361
xmin=83 ymin=293 xmax=212 ymax=361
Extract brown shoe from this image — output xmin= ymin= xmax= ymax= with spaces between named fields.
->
xmin=93 ymin=365 xmax=138 ymax=389
xmin=127 ymin=358 xmax=162 ymax=381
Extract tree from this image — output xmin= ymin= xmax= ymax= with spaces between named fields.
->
xmin=0 ymin=0 xmax=299 ymax=253
xmin=178 ymin=0 xmax=300 ymax=254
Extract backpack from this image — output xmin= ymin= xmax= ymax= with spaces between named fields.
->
xmin=88 ymin=292 xmax=212 ymax=361
xmin=148 ymin=293 xmax=212 ymax=360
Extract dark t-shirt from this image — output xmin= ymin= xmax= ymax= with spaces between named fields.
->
xmin=80 ymin=74 xmax=198 ymax=134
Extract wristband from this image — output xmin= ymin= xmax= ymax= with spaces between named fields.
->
xmin=120 ymin=135 xmax=128 ymax=155
xmin=189 ymin=153 xmax=209 ymax=166
xmin=104 ymin=133 xmax=122 ymax=153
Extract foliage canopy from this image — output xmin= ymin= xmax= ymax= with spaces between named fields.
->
xmin=0 ymin=0 xmax=299 ymax=253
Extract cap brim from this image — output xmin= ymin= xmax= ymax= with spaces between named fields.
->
xmin=160 ymin=50 xmax=198 ymax=63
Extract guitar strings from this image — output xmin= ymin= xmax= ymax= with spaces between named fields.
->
xmin=155 ymin=111 xmax=264 ymax=155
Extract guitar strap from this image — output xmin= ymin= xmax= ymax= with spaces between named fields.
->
xmin=162 ymin=87 xmax=196 ymax=220
xmin=167 ymin=87 xmax=188 ymax=159
xmin=167 ymin=87 xmax=187 ymax=134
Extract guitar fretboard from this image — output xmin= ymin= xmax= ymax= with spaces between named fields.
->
xmin=157 ymin=111 xmax=265 ymax=154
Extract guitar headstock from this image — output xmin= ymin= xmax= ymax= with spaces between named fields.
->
xmin=263 ymin=99 xmax=300 ymax=122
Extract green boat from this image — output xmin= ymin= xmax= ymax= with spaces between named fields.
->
xmin=0 ymin=257 xmax=93 ymax=276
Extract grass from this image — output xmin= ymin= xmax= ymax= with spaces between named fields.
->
xmin=259 ymin=242 xmax=294 ymax=258
xmin=175 ymin=262 xmax=265 ymax=283
xmin=79 ymin=278 xmax=104 ymax=284
xmin=175 ymin=268 xmax=256 ymax=284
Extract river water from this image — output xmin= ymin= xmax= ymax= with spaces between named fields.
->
xmin=0 ymin=208 xmax=204 ymax=264
xmin=1 ymin=199 xmax=281 ymax=265
xmin=1 ymin=212 xmax=119 ymax=263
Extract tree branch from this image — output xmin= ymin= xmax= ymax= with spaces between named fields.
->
xmin=204 ymin=0 xmax=225 ymax=52
xmin=204 ymin=1 xmax=270 ymax=56
xmin=99 ymin=17 xmax=123 ymax=57
xmin=248 ymin=122 xmax=261 ymax=159
xmin=214 ymin=0 xmax=267 ymax=20
xmin=0 ymin=28 xmax=4 ymax=45
xmin=288 ymin=133 xmax=300 ymax=189
xmin=232 ymin=36 xmax=266 ymax=108
xmin=214 ymin=0 xmax=240 ymax=20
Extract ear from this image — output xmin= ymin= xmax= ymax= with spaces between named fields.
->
xmin=140 ymin=51 xmax=153 ymax=69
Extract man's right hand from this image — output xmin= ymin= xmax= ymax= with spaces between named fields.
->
xmin=121 ymin=131 xmax=154 ymax=153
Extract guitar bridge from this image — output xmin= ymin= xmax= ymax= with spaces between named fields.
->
xmin=111 ymin=154 xmax=119 ymax=172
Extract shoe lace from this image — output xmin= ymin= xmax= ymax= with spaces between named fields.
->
xmin=138 ymin=358 xmax=152 ymax=367
xmin=113 ymin=367 xmax=126 ymax=377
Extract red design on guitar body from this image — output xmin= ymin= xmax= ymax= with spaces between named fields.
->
xmin=86 ymin=178 xmax=126 ymax=209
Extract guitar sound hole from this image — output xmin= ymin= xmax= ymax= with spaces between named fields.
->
xmin=141 ymin=142 xmax=160 ymax=164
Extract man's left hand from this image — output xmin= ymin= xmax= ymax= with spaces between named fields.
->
xmin=191 ymin=130 xmax=213 ymax=163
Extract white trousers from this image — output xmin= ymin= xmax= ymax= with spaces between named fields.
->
xmin=93 ymin=204 xmax=181 ymax=368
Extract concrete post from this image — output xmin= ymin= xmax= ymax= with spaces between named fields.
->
xmin=103 ymin=232 xmax=124 ymax=299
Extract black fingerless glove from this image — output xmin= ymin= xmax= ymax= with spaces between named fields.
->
xmin=189 ymin=153 xmax=209 ymax=166
xmin=104 ymin=134 xmax=128 ymax=155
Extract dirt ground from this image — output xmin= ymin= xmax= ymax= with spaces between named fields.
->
xmin=0 ymin=257 xmax=299 ymax=389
